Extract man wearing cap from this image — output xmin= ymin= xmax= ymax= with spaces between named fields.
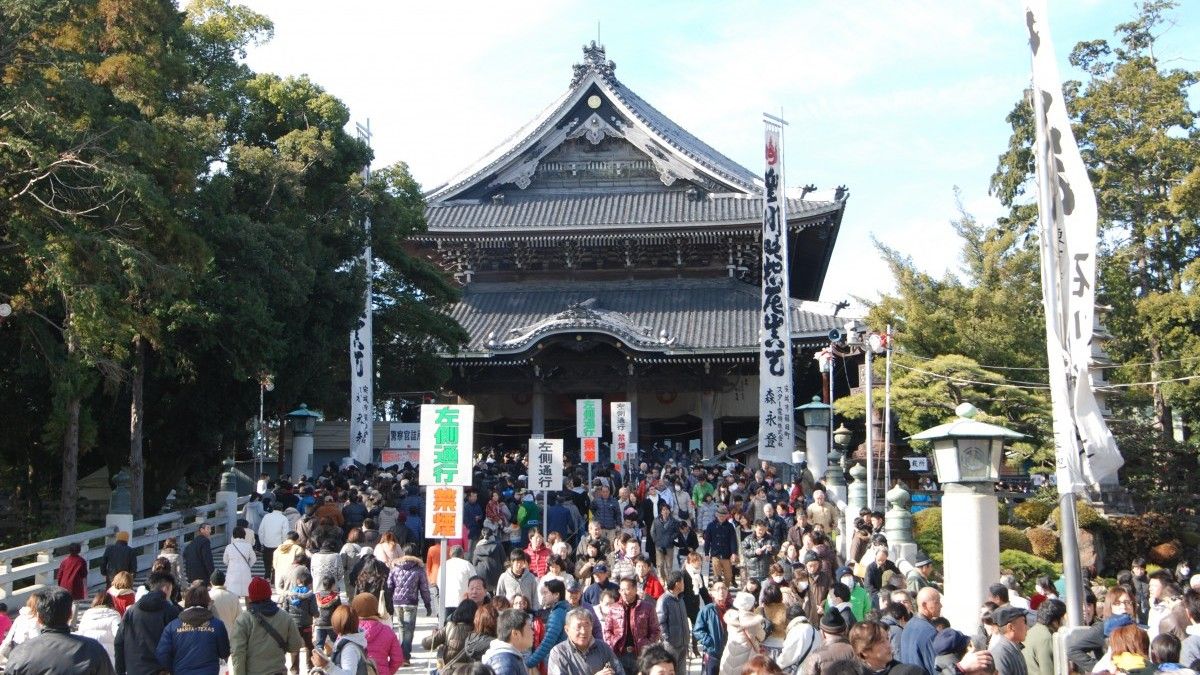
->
xmin=907 ymin=554 xmax=935 ymax=594
xmin=989 ymin=606 xmax=1029 ymax=675
xmin=582 ymin=563 xmax=617 ymax=607
xmin=803 ymin=608 xmax=855 ymax=675
xmin=100 ymin=532 xmax=137 ymax=587
xmin=565 ymin=579 xmax=603 ymax=641
xmin=703 ymin=506 xmax=737 ymax=588
xmin=803 ymin=552 xmax=831 ymax=625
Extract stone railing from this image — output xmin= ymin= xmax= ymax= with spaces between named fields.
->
xmin=0 ymin=490 xmax=248 ymax=605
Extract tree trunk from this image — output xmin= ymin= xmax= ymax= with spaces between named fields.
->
xmin=129 ymin=334 xmax=146 ymax=519
xmin=60 ymin=312 xmax=82 ymax=535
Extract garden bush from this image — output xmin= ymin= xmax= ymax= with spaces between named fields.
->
xmin=999 ymin=549 xmax=1061 ymax=595
xmin=1051 ymin=499 xmax=1106 ymax=530
xmin=914 ymin=507 xmax=942 ymax=557
xmin=1149 ymin=542 xmax=1181 ymax=566
xmin=1025 ymin=526 xmax=1060 ymax=560
xmin=1106 ymin=512 xmax=1175 ymax=573
xmin=1013 ymin=501 xmax=1054 ymax=528
xmin=999 ymin=525 xmax=1033 ymax=553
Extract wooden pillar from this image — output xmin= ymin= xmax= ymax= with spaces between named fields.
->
xmin=625 ymin=379 xmax=639 ymax=442
xmin=532 ymin=381 xmax=545 ymax=437
xmin=701 ymin=390 xmax=715 ymax=460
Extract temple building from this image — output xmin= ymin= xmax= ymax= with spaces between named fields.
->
xmin=414 ymin=43 xmax=851 ymax=460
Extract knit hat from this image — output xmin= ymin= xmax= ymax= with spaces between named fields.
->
xmin=932 ymin=628 xmax=971 ymax=656
xmin=732 ymin=592 xmax=756 ymax=612
xmin=352 ymin=592 xmax=382 ymax=620
xmin=803 ymin=551 xmax=820 ymax=563
xmin=1104 ymin=614 xmax=1134 ymax=637
xmin=248 ymin=577 xmax=272 ymax=603
xmin=820 ymin=607 xmax=847 ymax=634
xmin=115 ymin=531 xmax=130 ymax=542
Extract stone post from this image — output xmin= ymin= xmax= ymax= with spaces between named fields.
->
xmin=106 ymin=468 xmax=135 ymax=540
xmin=701 ymin=390 xmax=715 ymax=460
xmin=215 ymin=459 xmax=239 ymax=548
xmin=844 ymin=464 xmax=867 ymax=561
xmin=291 ymin=430 xmax=314 ymax=479
xmin=885 ymin=483 xmax=917 ymax=564
xmin=531 ymin=381 xmax=545 ymax=438
xmin=941 ymin=483 xmax=1000 ymax=632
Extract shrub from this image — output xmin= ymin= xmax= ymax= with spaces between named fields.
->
xmin=914 ymin=507 xmax=943 ymax=557
xmin=1149 ymin=542 xmax=1181 ymax=566
xmin=999 ymin=550 xmax=1062 ymax=595
xmin=999 ymin=525 xmax=1033 ymax=553
xmin=1105 ymin=512 xmax=1176 ymax=573
xmin=1013 ymin=501 xmax=1054 ymax=528
xmin=1026 ymin=527 xmax=1060 ymax=560
xmin=1051 ymin=499 xmax=1106 ymax=531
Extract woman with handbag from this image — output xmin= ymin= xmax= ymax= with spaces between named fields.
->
xmin=223 ymin=526 xmax=257 ymax=598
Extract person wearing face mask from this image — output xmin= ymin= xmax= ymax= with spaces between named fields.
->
xmin=759 ymin=583 xmax=790 ymax=659
xmin=832 ymin=566 xmax=872 ymax=622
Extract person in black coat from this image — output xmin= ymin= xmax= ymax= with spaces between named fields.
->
xmin=471 ymin=530 xmax=507 ymax=589
xmin=183 ymin=524 xmax=215 ymax=583
xmin=116 ymin=573 xmax=180 ymax=675
xmin=6 ymin=587 xmax=115 ymax=675
xmin=101 ymin=532 xmax=138 ymax=586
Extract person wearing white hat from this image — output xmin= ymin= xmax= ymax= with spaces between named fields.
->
xmin=718 ymin=592 xmax=765 ymax=674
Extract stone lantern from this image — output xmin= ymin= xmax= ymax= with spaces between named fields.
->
xmin=286 ymin=403 xmax=322 ymax=479
xmin=796 ymin=396 xmax=832 ymax=480
xmin=909 ymin=402 xmax=1024 ymax=632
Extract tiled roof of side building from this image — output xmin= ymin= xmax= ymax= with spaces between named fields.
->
xmin=444 ymin=277 xmax=846 ymax=356
xmin=425 ymin=192 xmax=841 ymax=232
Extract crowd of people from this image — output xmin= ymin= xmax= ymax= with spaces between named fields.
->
xmin=0 ymin=450 xmax=1198 ymax=675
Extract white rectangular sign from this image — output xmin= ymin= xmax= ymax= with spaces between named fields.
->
xmin=529 ymin=438 xmax=564 ymax=491
xmin=418 ymin=404 xmax=474 ymax=487
xmin=425 ymin=485 xmax=463 ymax=539
xmin=388 ymin=423 xmax=420 ymax=450
xmin=577 ymin=399 xmax=602 ymax=438
xmin=758 ymin=119 xmax=794 ymax=463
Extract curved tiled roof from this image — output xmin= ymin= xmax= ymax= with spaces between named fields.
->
xmin=446 ymin=277 xmax=844 ymax=356
xmin=425 ymin=193 xmax=840 ymax=233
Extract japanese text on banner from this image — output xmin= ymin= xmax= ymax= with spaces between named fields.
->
xmin=758 ymin=120 xmax=793 ymax=463
xmin=418 ymin=404 xmax=474 ymax=487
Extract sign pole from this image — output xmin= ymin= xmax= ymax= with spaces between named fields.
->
xmin=439 ymin=540 xmax=447 ymax=625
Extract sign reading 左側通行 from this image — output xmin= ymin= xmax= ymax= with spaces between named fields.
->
xmin=418 ymin=405 xmax=474 ymax=487
xmin=528 ymin=438 xmax=564 ymax=492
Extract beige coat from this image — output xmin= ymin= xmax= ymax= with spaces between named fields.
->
xmin=720 ymin=608 xmax=766 ymax=674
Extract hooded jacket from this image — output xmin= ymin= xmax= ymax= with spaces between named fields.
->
xmin=386 ymin=555 xmax=432 ymax=610
xmin=272 ymin=540 xmax=304 ymax=591
xmin=323 ymin=631 xmax=369 ymax=675
xmin=76 ymin=606 xmax=122 ymax=664
xmin=720 ymin=608 xmax=767 ymax=675
xmin=116 ymin=590 xmax=182 ymax=675
xmin=285 ymin=586 xmax=319 ymax=629
xmin=155 ymin=606 xmax=230 ymax=675
xmin=230 ymin=600 xmax=303 ymax=675
xmin=483 ymin=639 xmax=530 ymax=675
xmin=316 ymin=591 xmax=342 ymax=628
xmin=5 ymin=628 xmax=115 ymax=675
xmin=779 ymin=616 xmax=822 ymax=674
xmin=471 ymin=536 xmax=507 ymax=588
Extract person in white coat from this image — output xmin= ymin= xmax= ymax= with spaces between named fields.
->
xmin=258 ymin=503 xmax=291 ymax=582
xmin=207 ymin=570 xmax=242 ymax=629
xmin=222 ymin=525 xmax=257 ymax=597
xmin=74 ymin=592 xmax=123 ymax=665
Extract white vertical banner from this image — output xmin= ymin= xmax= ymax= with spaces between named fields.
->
xmin=425 ymin=485 xmax=463 ymax=539
xmin=349 ymin=122 xmax=375 ymax=466
xmin=529 ymin=438 xmax=564 ymax=491
xmin=576 ymin=399 xmax=602 ymax=438
xmin=418 ymin=404 xmax=474 ymax=487
xmin=611 ymin=402 xmax=632 ymax=463
xmin=1025 ymin=0 xmax=1123 ymax=491
xmin=758 ymin=117 xmax=794 ymax=463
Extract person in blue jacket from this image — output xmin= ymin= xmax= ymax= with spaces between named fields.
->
xmin=693 ymin=582 xmax=731 ymax=675
xmin=156 ymin=585 xmax=230 ymax=675
xmin=526 ymin=579 xmax=570 ymax=669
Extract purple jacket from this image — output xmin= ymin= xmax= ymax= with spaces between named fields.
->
xmin=385 ymin=556 xmax=431 ymax=611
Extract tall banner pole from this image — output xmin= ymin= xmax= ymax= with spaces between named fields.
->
xmin=883 ymin=326 xmax=894 ymax=493
xmin=758 ymin=114 xmax=794 ymax=467
xmin=349 ymin=120 xmax=375 ymax=466
xmin=1023 ymin=1 xmax=1127 ymax=627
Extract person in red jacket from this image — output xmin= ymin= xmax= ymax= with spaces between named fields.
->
xmin=56 ymin=543 xmax=89 ymax=600
xmin=636 ymin=557 xmax=664 ymax=600
xmin=603 ymin=576 xmax=662 ymax=675
xmin=525 ymin=530 xmax=551 ymax=578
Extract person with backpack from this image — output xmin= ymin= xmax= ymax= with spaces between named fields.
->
xmin=230 ymin=577 xmax=303 ymax=675
xmin=311 ymin=605 xmax=377 ymax=675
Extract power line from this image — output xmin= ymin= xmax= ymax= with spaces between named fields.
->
xmin=900 ymin=350 xmax=1200 ymax=372
xmin=892 ymin=362 xmax=1200 ymax=392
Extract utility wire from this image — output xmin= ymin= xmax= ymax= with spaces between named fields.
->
xmin=892 ymin=362 xmax=1200 ymax=392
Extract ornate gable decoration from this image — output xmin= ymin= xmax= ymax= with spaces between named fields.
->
xmin=427 ymin=43 xmax=760 ymax=204
xmin=485 ymin=298 xmax=676 ymax=354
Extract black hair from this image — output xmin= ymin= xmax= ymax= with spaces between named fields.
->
xmin=988 ymin=583 xmax=1009 ymax=602
xmin=210 ymin=570 xmax=226 ymax=586
xmin=35 ymin=588 xmax=73 ymax=629
xmin=509 ymin=549 xmax=529 ymax=563
xmin=1151 ymin=633 xmax=1181 ymax=665
xmin=831 ymin=582 xmax=850 ymax=603
xmin=885 ymin=601 xmax=911 ymax=622
xmin=637 ymin=644 xmax=676 ymax=675
xmin=497 ymin=608 xmax=530 ymax=642
xmin=1037 ymin=598 xmax=1067 ymax=626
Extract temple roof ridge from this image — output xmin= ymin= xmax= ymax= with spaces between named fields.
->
xmin=425 ymin=43 xmax=762 ymax=204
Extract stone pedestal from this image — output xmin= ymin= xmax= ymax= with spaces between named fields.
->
xmin=291 ymin=433 xmax=314 ymax=479
xmin=844 ymin=464 xmax=867 ymax=561
xmin=940 ymin=483 xmax=1000 ymax=632
xmin=806 ymin=426 xmax=829 ymax=483
xmin=885 ymin=483 xmax=917 ymax=564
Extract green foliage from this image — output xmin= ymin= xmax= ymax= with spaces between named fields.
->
xmin=1013 ymin=501 xmax=1054 ymax=528
xmin=999 ymin=550 xmax=1062 ymax=595
xmin=914 ymin=507 xmax=943 ymax=558
xmin=1000 ymin=525 xmax=1033 ymax=553
xmin=1026 ymin=527 xmax=1061 ymax=561
xmin=1051 ymin=499 xmax=1106 ymax=531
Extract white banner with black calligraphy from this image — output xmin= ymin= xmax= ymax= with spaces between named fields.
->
xmin=1025 ymin=0 xmax=1123 ymax=491
xmin=758 ymin=119 xmax=794 ymax=463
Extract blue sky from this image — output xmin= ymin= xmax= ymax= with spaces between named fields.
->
xmin=236 ymin=1 xmax=1199 ymax=307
